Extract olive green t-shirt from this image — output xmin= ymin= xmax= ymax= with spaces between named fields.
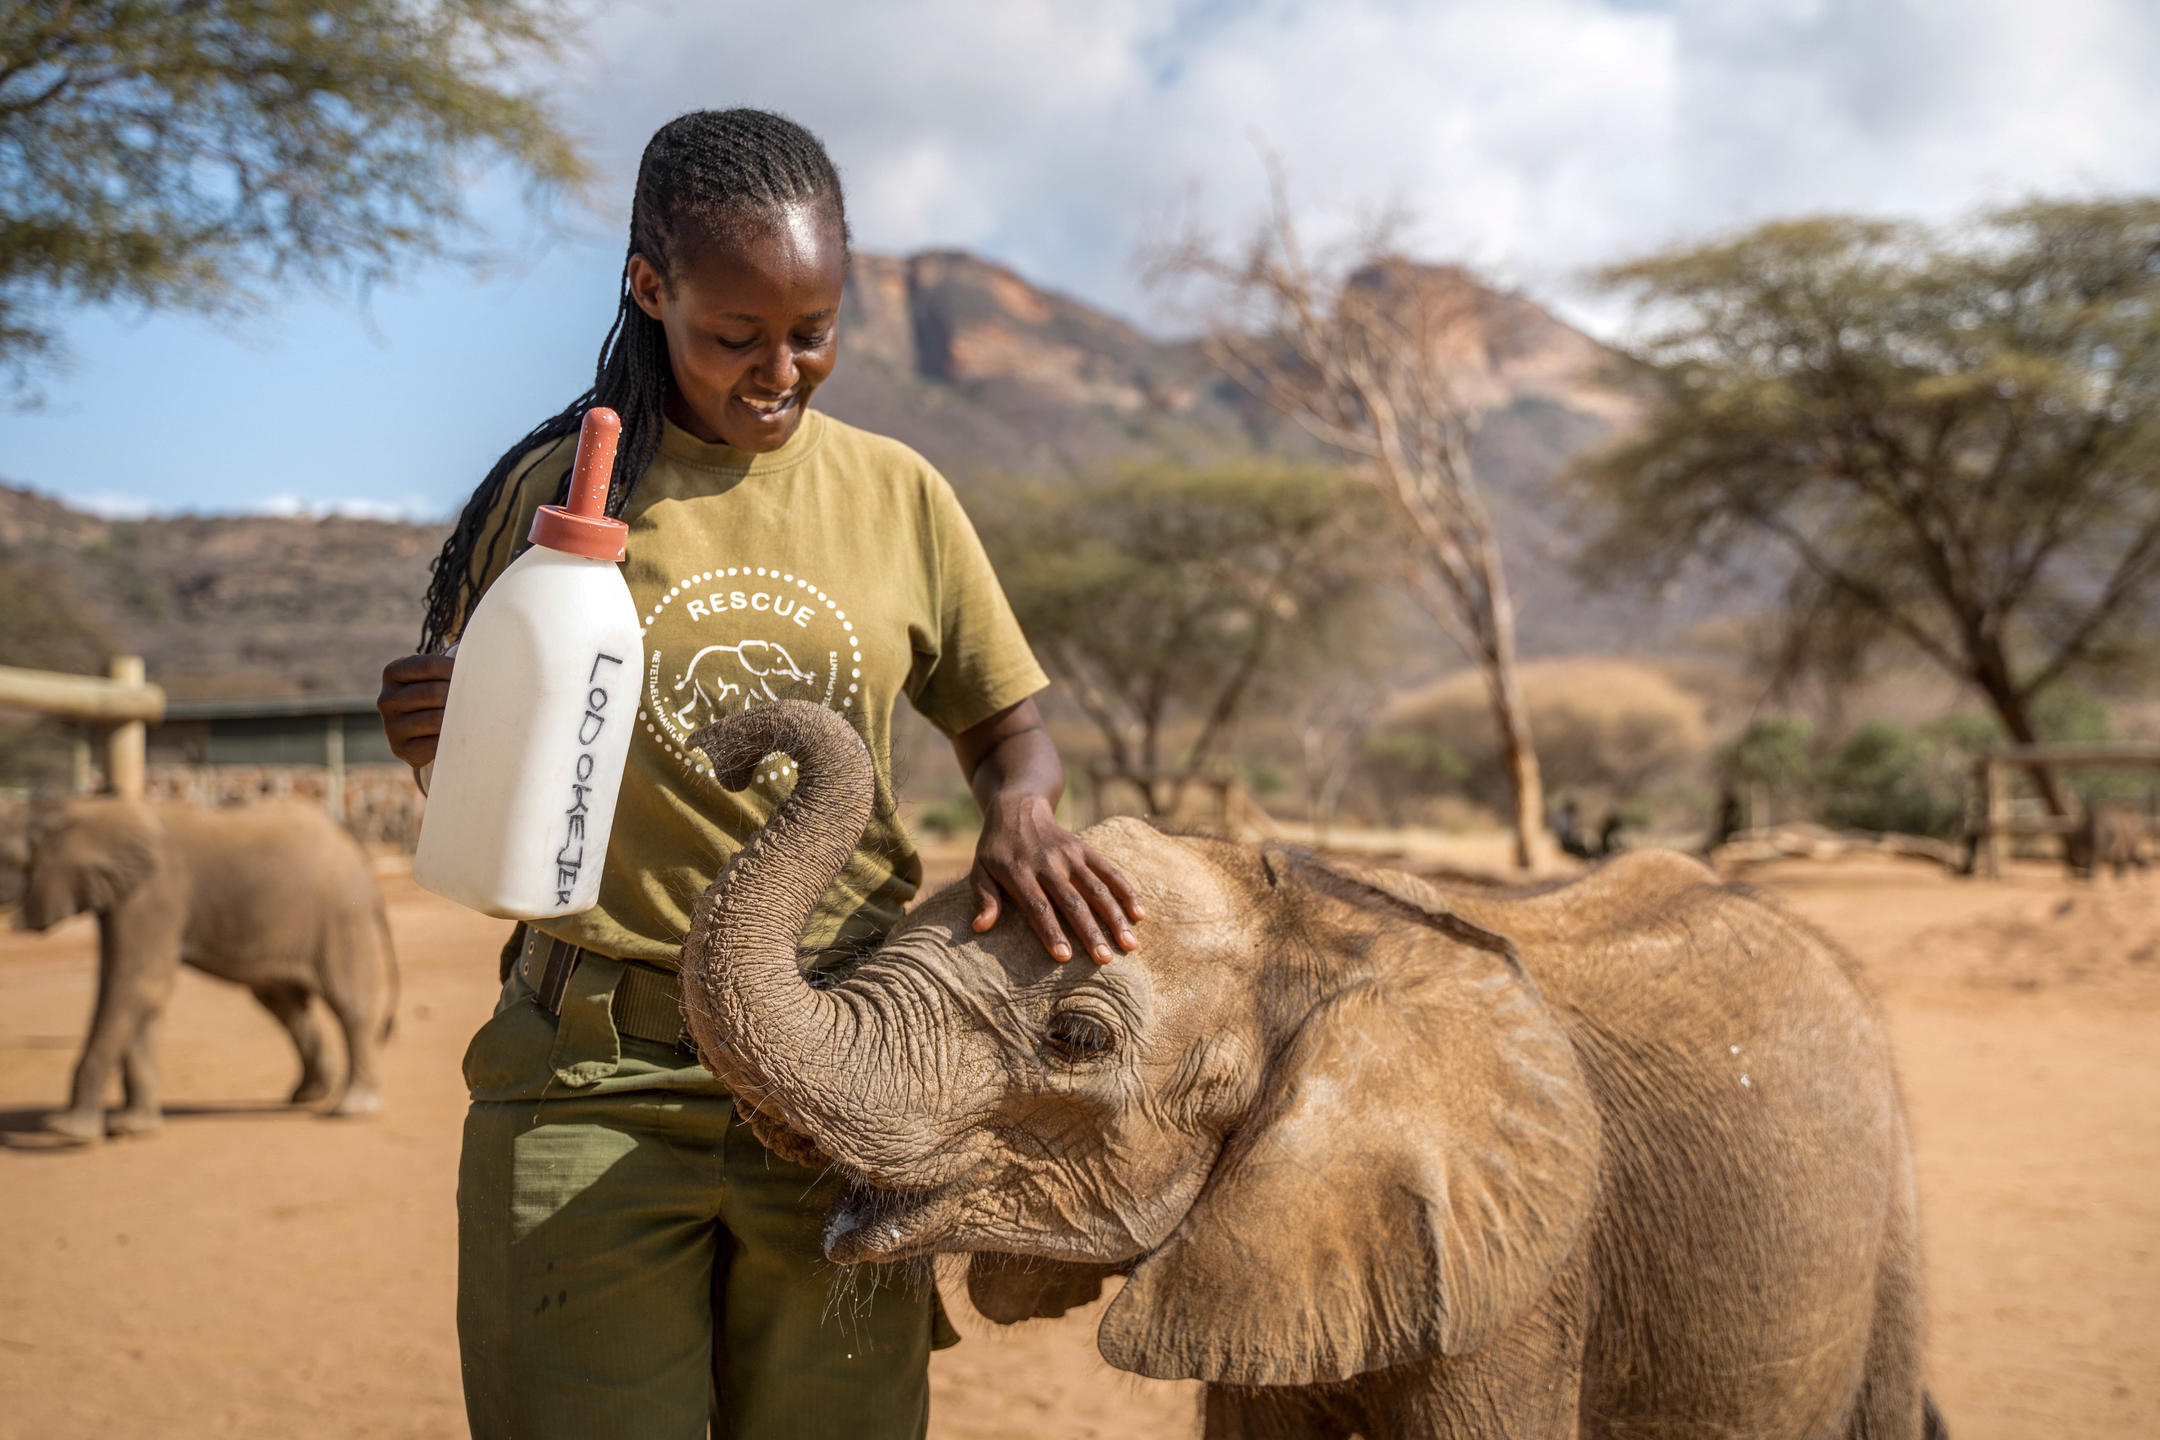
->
xmin=461 ymin=409 xmax=1046 ymax=969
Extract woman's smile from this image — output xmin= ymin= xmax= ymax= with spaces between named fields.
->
xmin=734 ymin=388 xmax=800 ymax=425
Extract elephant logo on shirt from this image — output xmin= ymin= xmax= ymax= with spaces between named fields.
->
xmin=670 ymin=640 xmax=819 ymax=728
xmin=640 ymin=565 xmax=862 ymax=784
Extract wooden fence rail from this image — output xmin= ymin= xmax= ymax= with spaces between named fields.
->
xmin=1971 ymin=744 xmax=2160 ymax=878
xmin=0 ymin=658 xmax=165 ymax=801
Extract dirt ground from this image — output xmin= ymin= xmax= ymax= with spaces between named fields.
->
xmin=1 ymin=847 xmax=2155 ymax=1439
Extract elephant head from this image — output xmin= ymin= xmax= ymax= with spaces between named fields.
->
xmin=681 ymin=701 xmax=1601 ymax=1386
xmin=12 ymin=799 xmax=162 ymax=932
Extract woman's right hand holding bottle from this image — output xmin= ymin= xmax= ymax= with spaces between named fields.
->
xmin=377 ymin=653 xmax=456 ymax=769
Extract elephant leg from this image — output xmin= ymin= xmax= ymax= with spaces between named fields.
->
xmin=49 ymin=918 xmax=180 ymax=1146
xmin=252 ymin=983 xmax=332 ymax=1105
xmin=323 ymin=979 xmax=385 ymax=1118
xmin=1845 ymin=1137 xmax=1930 ymax=1439
xmin=108 ymin=1010 xmax=166 ymax=1138
xmin=1203 ymin=1385 xmax=1359 ymax=1440
xmin=317 ymin=909 xmax=389 ymax=1118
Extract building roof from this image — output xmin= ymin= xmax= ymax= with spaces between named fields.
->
xmin=163 ymin=694 xmax=382 ymax=722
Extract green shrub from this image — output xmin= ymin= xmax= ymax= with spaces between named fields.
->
xmin=1240 ymin=759 xmax=1289 ymax=797
xmin=1816 ymin=716 xmax=2005 ymax=839
xmin=2033 ymin=685 xmax=2113 ymax=744
xmin=1715 ymin=711 xmax=2008 ymax=839
xmin=2031 ymin=685 xmax=2145 ymax=805
xmin=1718 ymin=716 xmax=1816 ymax=796
xmin=1819 ymin=722 xmax=1950 ymax=837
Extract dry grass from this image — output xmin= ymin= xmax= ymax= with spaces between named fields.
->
xmin=1383 ymin=657 xmax=1712 ymax=798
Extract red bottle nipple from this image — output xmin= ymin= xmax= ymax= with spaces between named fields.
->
xmin=528 ymin=408 xmax=629 ymax=560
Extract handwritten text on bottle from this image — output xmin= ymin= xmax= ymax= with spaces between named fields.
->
xmin=555 ymin=652 xmax=625 ymax=904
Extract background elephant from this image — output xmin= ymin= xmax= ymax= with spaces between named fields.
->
xmin=2065 ymin=800 xmax=2149 ymax=880
xmin=0 ymin=805 xmax=31 ymax=908
xmin=7 ymin=798 xmax=398 ymax=1143
xmin=678 ymin=702 xmax=1939 ymax=1440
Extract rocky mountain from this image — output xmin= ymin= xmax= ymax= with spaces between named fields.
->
xmin=0 ymin=248 xmax=1666 ymax=703
xmin=825 ymin=249 xmax=1633 ymax=478
xmin=818 ymin=249 xmax=1267 ymax=477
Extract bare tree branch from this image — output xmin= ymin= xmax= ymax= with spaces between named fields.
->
xmin=1151 ymin=162 xmax=1550 ymax=866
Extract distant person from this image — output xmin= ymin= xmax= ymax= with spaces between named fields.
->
xmin=377 ymin=110 xmax=1143 ymax=1440
xmin=1552 ymin=797 xmax=1595 ymax=860
xmin=1708 ymin=786 xmax=1745 ymax=853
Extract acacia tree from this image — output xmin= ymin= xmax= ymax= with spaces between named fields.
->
xmin=1155 ymin=171 xmax=1551 ymax=867
xmin=1579 ymin=200 xmax=2160 ymax=817
xmin=0 ymin=0 xmax=585 ymax=388
xmin=978 ymin=462 xmax=1386 ymax=818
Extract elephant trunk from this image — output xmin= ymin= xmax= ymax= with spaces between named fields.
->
xmin=680 ymin=701 xmax=937 ymax=1179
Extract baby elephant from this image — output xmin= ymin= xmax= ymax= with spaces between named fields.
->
xmin=679 ymin=702 xmax=1942 ymax=1440
xmin=2066 ymin=801 xmax=2149 ymax=881
xmin=9 ymin=798 xmax=398 ymax=1143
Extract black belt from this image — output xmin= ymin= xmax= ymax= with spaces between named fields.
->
xmin=518 ymin=928 xmax=693 ymax=1052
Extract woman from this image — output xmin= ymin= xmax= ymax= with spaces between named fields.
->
xmin=377 ymin=109 xmax=1143 ymax=1440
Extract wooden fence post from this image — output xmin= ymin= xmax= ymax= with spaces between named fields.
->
xmin=106 ymin=656 xmax=146 ymax=801
xmin=1984 ymin=755 xmax=2008 ymax=879
xmin=325 ymin=715 xmax=346 ymax=823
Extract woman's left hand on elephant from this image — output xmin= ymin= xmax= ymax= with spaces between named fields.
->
xmin=950 ymin=698 xmax=1144 ymax=965
xmin=972 ymin=791 xmax=1143 ymax=964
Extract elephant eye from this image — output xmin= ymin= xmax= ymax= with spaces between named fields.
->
xmin=1043 ymin=1010 xmax=1117 ymax=1064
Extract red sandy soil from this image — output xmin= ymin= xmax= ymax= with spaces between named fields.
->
xmin=0 ymin=852 xmax=2154 ymax=1439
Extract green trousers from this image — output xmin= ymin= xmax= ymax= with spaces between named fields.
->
xmin=456 ymin=953 xmax=946 ymax=1440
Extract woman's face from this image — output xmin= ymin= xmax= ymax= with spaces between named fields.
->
xmin=628 ymin=202 xmax=847 ymax=452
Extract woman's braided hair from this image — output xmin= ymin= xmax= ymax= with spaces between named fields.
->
xmin=417 ymin=109 xmax=848 ymax=652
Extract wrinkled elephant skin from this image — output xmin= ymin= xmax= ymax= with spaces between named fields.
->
xmin=677 ymin=702 xmax=1938 ymax=1440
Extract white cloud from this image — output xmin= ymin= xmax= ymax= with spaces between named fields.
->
xmin=556 ymin=0 xmax=2160 ymax=337
xmin=73 ymin=493 xmax=155 ymax=520
xmin=63 ymin=492 xmax=440 ymax=521
xmin=251 ymin=494 xmax=442 ymax=522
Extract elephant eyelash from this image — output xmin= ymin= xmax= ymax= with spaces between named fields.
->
xmin=1043 ymin=1011 xmax=1118 ymax=1064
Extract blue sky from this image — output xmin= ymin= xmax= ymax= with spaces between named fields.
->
xmin=5 ymin=0 xmax=2159 ymax=519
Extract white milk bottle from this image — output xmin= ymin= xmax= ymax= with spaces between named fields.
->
xmin=413 ymin=408 xmax=644 ymax=919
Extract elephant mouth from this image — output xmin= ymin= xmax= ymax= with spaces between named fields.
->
xmin=823 ymin=1181 xmax=968 ymax=1264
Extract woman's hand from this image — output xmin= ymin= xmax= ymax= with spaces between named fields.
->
xmin=376 ymin=653 xmax=455 ymax=769
xmin=971 ymin=792 xmax=1144 ymax=965
xmin=951 ymin=698 xmax=1144 ymax=964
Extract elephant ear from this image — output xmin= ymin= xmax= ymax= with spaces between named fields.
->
xmin=1098 ymin=859 xmax=1601 ymax=1386
xmin=20 ymin=802 xmax=161 ymax=930
xmin=966 ymin=1253 xmax=1123 ymax=1324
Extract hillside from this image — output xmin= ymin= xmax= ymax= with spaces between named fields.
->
xmin=0 ymin=248 xmax=1668 ymax=701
